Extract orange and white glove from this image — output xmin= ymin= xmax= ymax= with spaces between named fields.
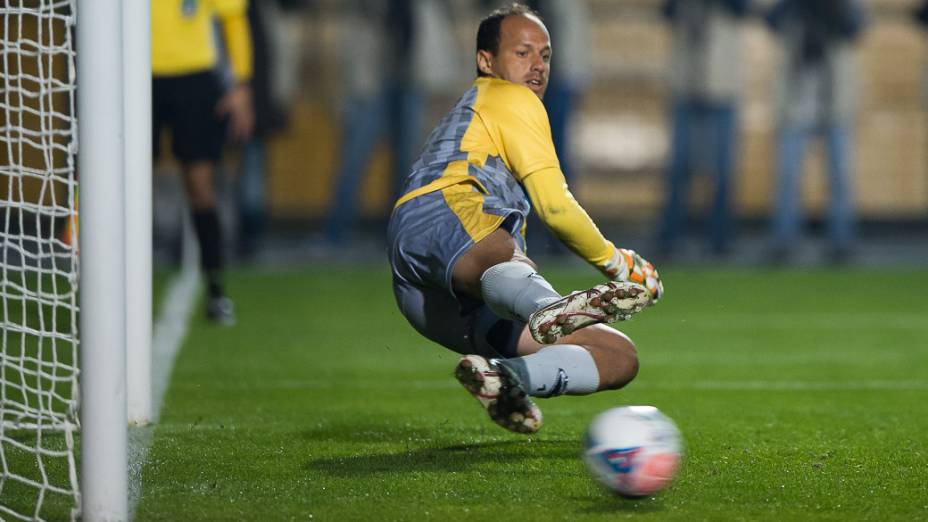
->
xmin=601 ymin=247 xmax=664 ymax=303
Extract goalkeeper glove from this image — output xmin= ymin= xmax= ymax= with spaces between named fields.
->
xmin=601 ymin=247 xmax=664 ymax=303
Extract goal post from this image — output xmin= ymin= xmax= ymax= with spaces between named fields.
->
xmin=76 ymin=0 xmax=129 ymax=519
xmin=124 ymin=0 xmax=153 ymax=428
xmin=1 ymin=0 xmax=152 ymax=518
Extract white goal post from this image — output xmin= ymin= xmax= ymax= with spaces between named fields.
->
xmin=76 ymin=0 xmax=129 ymax=519
xmin=0 ymin=0 xmax=152 ymax=520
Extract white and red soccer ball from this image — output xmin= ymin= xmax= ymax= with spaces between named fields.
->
xmin=583 ymin=405 xmax=683 ymax=498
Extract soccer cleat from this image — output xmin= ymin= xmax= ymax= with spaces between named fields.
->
xmin=528 ymin=281 xmax=651 ymax=344
xmin=454 ymin=355 xmax=542 ymax=434
xmin=206 ymin=296 xmax=236 ymax=326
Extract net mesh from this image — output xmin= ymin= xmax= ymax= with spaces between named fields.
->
xmin=0 ymin=1 xmax=80 ymax=520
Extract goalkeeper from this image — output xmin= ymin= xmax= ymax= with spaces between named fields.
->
xmin=387 ymin=3 xmax=663 ymax=435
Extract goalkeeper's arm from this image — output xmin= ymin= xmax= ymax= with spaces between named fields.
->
xmin=521 ymin=167 xmax=613 ymax=267
xmin=522 ymin=168 xmax=664 ymax=301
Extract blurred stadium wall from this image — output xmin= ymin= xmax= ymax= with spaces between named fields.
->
xmin=203 ymin=0 xmax=928 ymax=231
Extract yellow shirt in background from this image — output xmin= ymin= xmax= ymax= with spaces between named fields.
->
xmin=152 ymin=0 xmax=253 ymax=82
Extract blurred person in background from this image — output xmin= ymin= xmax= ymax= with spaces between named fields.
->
xmin=388 ymin=4 xmax=663 ymax=435
xmin=320 ymin=0 xmax=464 ymax=249
xmin=914 ymin=1 xmax=928 ymax=120
xmin=152 ymin=0 xmax=254 ymax=325
xmin=913 ymin=1 xmax=928 ymax=31
xmin=765 ymin=0 xmax=866 ymax=264
xmin=236 ymin=0 xmax=306 ymax=259
xmin=320 ymin=0 xmax=460 ymax=248
xmin=657 ymin=0 xmax=752 ymax=260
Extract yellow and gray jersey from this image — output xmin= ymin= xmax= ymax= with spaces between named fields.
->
xmin=389 ymin=77 xmax=615 ymax=293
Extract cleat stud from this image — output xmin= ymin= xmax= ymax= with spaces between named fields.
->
xmin=590 ymin=297 xmax=601 ymax=307
xmin=602 ymin=291 xmax=614 ymax=301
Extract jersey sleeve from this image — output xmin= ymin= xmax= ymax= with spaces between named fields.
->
xmin=522 ymin=167 xmax=616 ymax=269
xmin=475 ymin=82 xmax=561 ymax=182
xmin=212 ymin=0 xmax=253 ymax=82
xmin=476 ymin=81 xmax=614 ymax=269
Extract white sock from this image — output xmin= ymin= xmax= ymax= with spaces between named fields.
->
xmin=480 ymin=261 xmax=561 ymax=321
xmin=495 ymin=345 xmax=600 ymax=397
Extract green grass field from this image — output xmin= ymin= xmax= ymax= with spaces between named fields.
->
xmin=132 ymin=265 xmax=928 ymax=521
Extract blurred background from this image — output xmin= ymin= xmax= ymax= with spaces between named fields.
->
xmin=151 ymin=0 xmax=928 ymax=267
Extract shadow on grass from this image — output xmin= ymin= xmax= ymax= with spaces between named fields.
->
xmin=301 ymin=421 xmax=441 ymax=444
xmin=306 ymin=438 xmax=578 ymax=476
xmin=571 ymin=494 xmax=667 ymax=514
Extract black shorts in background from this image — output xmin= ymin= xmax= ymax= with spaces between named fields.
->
xmin=152 ymin=71 xmax=227 ymax=164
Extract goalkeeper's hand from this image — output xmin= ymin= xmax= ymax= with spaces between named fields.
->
xmin=601 ymin=247 xmax=664 ymax=303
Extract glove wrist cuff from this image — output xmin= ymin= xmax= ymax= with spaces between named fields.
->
xmin=601 ymin=247 xmax=629 ymax=280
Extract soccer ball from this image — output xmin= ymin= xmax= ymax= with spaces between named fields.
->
xmin=582 ymin=405 xmax=683 ymax=498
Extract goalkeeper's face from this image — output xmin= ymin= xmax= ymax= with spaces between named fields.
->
xmin=478 ymin=14 xmax=551 ymax=99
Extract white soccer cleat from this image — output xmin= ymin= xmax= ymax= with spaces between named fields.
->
xmin=206 ymin=296 xmax=236 ymax=327
xmin=528 ymin=281 xmax=651 ymax=345
xmin=454 ymin=355 xmax=542 ymax=434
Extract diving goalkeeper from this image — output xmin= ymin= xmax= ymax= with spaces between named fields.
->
xmin=387 ymin=3 xmax=663 ymax=434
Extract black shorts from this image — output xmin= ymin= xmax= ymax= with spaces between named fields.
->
xmin=152 ymin=71 xmax=227 ymax=163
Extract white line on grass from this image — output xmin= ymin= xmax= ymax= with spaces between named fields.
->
xmin=150 ymin=266 xmax=199 ymax=418
xmin=633 ymin=380 xmax=928 ymax=391
xmin=128 ymin=255 xmax=199 ymax=520
xmin=656 ymin=313 xmax=927 ymax=330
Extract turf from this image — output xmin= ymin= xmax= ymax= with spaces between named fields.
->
xmin=133 ymin=265 xmax=928 ymax=521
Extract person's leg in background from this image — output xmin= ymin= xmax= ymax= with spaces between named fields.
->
xmin=388 ymin=81 xmax=424 ymax=206
xmin=657 ymin=98 xmax=695 ymax=259
xmin=708 ymin=101 xmax=737 ymax=256
xmin=170 ymin=72 xmax=236 ymax=325
xmin=770 ymin=123 xmax=809 ymax=261
xmin=237 ymin=137 xmax=267 ymax=259
xmin=824 ymin=121 xmax=856 ymax=261
xmin=183 ymin=160 xmax=234 ymax=324
xmin=323 ymin=93 xmax=387 ymax=246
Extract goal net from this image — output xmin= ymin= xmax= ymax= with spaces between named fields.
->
xmin=0 ymin=1 xmax=81 ymax=520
